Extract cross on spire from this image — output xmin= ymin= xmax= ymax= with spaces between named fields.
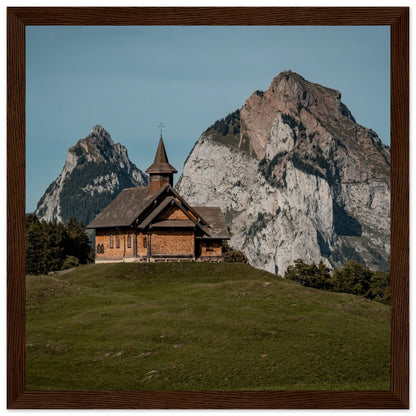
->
xmin=158 ymin=122 xmax=165 ymax=136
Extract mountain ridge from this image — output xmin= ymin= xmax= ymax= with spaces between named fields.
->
xmin=176 ymin=70 xmax=390 ymax=273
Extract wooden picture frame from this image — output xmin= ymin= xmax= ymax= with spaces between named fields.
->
xmin=7 ymin=7 xmax=409 ymax=409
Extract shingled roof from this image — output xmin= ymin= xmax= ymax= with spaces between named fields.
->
xmin=145 ymin=135 xmax=177 ymax=174
xmin=87 ymin=185 xmax=165 ymax=229
xmin=87 ymin=184 xmax=230 ymax=240
xmin=193 ymin=207 xmax=230 ymax=239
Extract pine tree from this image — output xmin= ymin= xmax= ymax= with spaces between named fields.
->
xmin=65 ymin=218 xmax=91 ymax=264
xmin=331 ymin=260 xmax=373 ymax=296
xmin=25 ymin=214 xmax=92 ymax=275
xmin=25 ymin=214 xmax=47 ymax=275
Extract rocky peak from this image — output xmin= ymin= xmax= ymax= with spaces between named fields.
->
xmin=238 ymin=70 xmax=390 ymax=183
xmin=35 ymin=126 xmax=148 ymax=225
xmin=91 ymin=124 xmax=110 ymax=137
xmin=266 ymin=71 xmax=354 ymax=122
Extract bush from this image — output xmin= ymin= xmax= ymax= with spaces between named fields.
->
xmin=62 ymin=256 xmax=80 ymax=270
xmin=222 ymin=242 xmax=248 ymax=263
xmin=368 ymin=270 xmax=390 ymax=304
xmin=284 ymin=258 xmax=390 ymax=304
xmin=331 ymin=260 xmax=373 ymax=296
xmin=224 ymin=250 xmax=248 ymax=263
xmin=285 ymin=259 xmax=332 ymax=290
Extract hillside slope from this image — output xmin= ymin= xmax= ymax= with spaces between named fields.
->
xmin=26 ymin=262 xmax=390 ymax=391
xmin=176 ymin=71 xmax=390 ymax=274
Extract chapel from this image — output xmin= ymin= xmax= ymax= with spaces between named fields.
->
xmin=87 ymin=134 xmax=230 ymax=263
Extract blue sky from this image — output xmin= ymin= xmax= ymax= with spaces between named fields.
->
xmin=26 ymin=25 xmax=390 ymax=213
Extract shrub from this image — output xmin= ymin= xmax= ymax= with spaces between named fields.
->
xmin=62 ymin=256 xmax=80 ymax=270
xmin=224 ymin=250 xmax=248 ymax=263
xmin=285 ymin=259 xmax=332 ymax=290
xmin=284 ymin=258 xmax=390 ymax=304
xmin=222 ymin=242 xmax=248 ymax=263
xmin=368 ymin=270 xmax=390 ymax=304
xmin=331 ymin=260 xmax=373 ymax=296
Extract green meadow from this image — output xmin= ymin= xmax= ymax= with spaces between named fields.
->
xmin=26 ymin=262 xmax=390 ymax=391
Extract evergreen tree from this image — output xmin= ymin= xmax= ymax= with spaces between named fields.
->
xmin=368 ymin=270 xmax=391 ymax=304
xmin=65 ymin=218 xmax=91 ymax=264
xmin=44 ymin=221 xmax=67 ymax=272
xmin=332 ymin=260 xmax=373 ymax=296
xmin=284 ymin=259 xmax=332 ymax=290
xmin=25 ymin=214 xmax=47 ymax=275
xmin=25 ymin=214 xmax=92 ymax=275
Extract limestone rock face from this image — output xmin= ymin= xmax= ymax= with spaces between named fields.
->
xmin=176 ymin=71 xmax=390 ymax=273
xmin=35 ymin=125 xmax=148 ymax=225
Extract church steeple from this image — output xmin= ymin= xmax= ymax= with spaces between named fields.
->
xmin=146 ymin=131 xmax=177 ymax=194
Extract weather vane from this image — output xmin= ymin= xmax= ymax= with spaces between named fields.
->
xmin=158 ymin=122 xmax=165 ymax=135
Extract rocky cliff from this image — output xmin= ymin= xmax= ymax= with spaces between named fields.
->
xmin=35 ymin=125 xmax=148 ymax=225
xmin=176 ymin=71 xmax=390 ymax=273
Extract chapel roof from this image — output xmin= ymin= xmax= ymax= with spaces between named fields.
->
xmin=86 ymin=185 xmax=165 ymax=229
xmin=86 ymin=184 xmax=230 ymax=240
xmin=193 ymin=207 xmax=231 ymax=239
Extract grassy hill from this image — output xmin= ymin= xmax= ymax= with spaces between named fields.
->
xmin=26 ymin=262 xmax=390 ymax=391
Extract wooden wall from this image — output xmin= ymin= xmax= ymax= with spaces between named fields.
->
xmin=198 ymin=240 xmax=222 ymax=257
xmin=150 ymin=230 xmax=194 ymax=257
xmin=95 ymin=229 xmax=144 ymax=260
xmin=94 ymin=227 xmax=223 ymax=261
xmin=136 ymin=232 xmax=147 ymax=257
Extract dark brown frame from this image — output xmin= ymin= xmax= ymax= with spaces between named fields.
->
xmin=7 ymin=7 xmax=409 ymax=409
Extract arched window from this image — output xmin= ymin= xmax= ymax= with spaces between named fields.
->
xmin=110 ymin=234 xmax=113 ymax=248
xmin=127 ymin=233 xmax=131 ymax=248
xmin=116 ymin=233 xmax=120 ymax=248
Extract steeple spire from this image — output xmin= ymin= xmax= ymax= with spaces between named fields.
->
xmin=153 ymin=135 xmax=170 ymax=165
xmin=146 ymin=128 xmax=177 ymax=194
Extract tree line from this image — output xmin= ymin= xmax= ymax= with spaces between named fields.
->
xmin=26 ymin=214 xmax=93 ymax=275
xmin=284 ymin=259 xmax=390 ymax=305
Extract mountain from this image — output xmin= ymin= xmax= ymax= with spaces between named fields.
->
xmin=35 ymin=125 xmax=149 ymax=225
xmin=176 ymin=71 xmax=390 ymax=274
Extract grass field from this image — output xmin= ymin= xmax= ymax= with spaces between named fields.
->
xmin=26 ymin=262 xmax=390 ymax=391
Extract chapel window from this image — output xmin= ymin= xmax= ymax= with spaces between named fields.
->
xmin=127 ymin=233 xmax=131 ymax=248
xmin=116 ymin=233 xmax=120 ymax=248
xmin=110 ymin=234 xmax=113 ymax=248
